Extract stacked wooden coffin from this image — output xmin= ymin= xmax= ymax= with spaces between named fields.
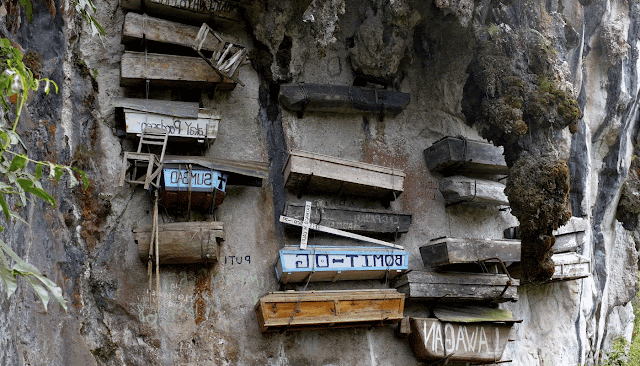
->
xmin=504 ymin=217 xmax=592 ymax=281
xmin=256 ymin=150 xmax=411 ymax=332
xmin=424 ymin=136 xmax=509 ymax=208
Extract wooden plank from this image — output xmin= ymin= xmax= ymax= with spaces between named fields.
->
xmin=409 ymin=318 xmax=512 ymax=363
xmin=113 ymin=97 xmax=199 ymax=119
xmin=420 ymin=237 xmax=520 ymax=268
xmin=275 ymin=246 xmax=408 ymax=283
xmin=432 ymin=306 xmax=520 ymax=323
xmin=133 ymin=221 xmax=223 ymax=264
xmin=279 ymin=215 xmax=404 ymax=249
xmin=143 ymin=0 xmax=241 ymax=23
xmin=163 ymin=155 xmax=268 ymax=187
xmin=279 ymin=84 xmax=410 ymax=116
xmin=283 ymin=202 xmax=412 ymax=236
xmin=551 ymin=253 xmax=591 ymax=281
xmin=424 ymin=136 xmax=508 ymax=176
xmin=122 ymin=13 xmax=222 ymax=51
xmin=120 ymin=51 xmax=237 ymax=90
xmin=160 ymin=189 xmax=225 ymax=211
xmin=283 ymin=150 xmax=404 ymax=200
xmin=392 ymin=271 xmax=518 ymax=303
xmin=255 ymin=289 xmax=405 ymax=332
xmin=162 ymin=167 xmax=227 ymax=193
xmin=440 ymin=176 xmax=509 ymax=207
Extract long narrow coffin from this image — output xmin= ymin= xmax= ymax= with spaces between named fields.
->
xmin=284 ymin=150 xmax=405 ymax=201
xmin=255 ymin=289 xmax=405 ymax=332
xmin=114 ymin=98 xmax=219 ymax=144
xmin=392 ymin=271 xmax=518 ymax=303
xmin=440 ymin=176 xmax=509 ymax=207
xmin=283 ymin=203 xmax=411 ymax=236
xmin=553 ymin=217 xmax=588 ymax=253
xmin=120 ymin=0 xmax=241 ymax=23
xmin=120 ymin=51 xmax=236 ymax=90
xmin=424 ymin=136 xmax=509 ymax=176
xmin=409 ymin=316 xmax=514 ymax=363
xmin=551 ymin=253 xmax=591 ymax=281
xmin=275 ymin=246 xmax=408 ymax=283
xmin=133 ymin=221 xmax=223 ymax=264
xmin=420 ymin=237 xmax=521 ymax=268
xmin=122 ymin=13 xmax=223 ymax=51
xmin=279 ymin=84 xmax=410 ymax=115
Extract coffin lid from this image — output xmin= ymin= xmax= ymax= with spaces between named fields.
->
xmin=163 ymin=155 xmax=268 ymax=186
xmin=433 ymin=306 xmax=522 ymax=324
xmin=113 ymin=97 xmax=202 ymax=119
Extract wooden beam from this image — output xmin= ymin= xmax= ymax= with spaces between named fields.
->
xmin=120 ymin=51 xmax=237 ymax=90
xmin=420 ymin=237 xmax=521 ymax=267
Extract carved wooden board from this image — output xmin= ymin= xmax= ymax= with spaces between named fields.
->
xmin=409 ymin=318 xmax=512 ymax=363
xmin=133 ymin=221 xmax=223 ymax=264
xmin=392 ymin=271 xmax=519 ymax=303
xmin=163 ymin=155 xmax=268 ymax=187
xmin=255 ymin=289 xmax=405 ymax=332
xmin=279 ymin=84 xmax=410 ymax=115
xmin=420 ymin=237 xmax=521 ymax=268
xmin=283 ymin=203 xmax=412 ymax=236
xmin=275 ymin=246 xmax=408 ymax=283
xmin=283 ymin=150 xmax=405 ymax=201
xmin=424 ymin=136 xmax=508 ymax=176
xmin=120 ymin=51 xmax=236 ymax=90
xmin=551 ymin=253 xmax=591 ymax=281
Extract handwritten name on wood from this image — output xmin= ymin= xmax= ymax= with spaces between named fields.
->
xmin=411 ymin=318 xmax=510 ymax=362
xmin=148 ymin=0 xmax=236 ymax=13
xmin=125 ymin=110 xmax=217 ymax=140
xmin=163 ymin=168 xmax=228 ymax=192
xmin=282 ymin=250 xmax=407 ymax=270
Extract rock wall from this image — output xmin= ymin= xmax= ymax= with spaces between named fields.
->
xmin=0 ymin=0 xmax=639 ymax=365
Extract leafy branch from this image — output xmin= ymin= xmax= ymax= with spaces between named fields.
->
xmin=0 ymin=38 xmax=90 ymax=312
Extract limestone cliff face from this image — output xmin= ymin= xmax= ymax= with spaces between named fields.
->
xmin=0 ymin=0 xmax=639 ymax=365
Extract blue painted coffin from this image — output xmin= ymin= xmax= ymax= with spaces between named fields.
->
xmin=275 ymin=246 xmax=409 ymax=284
xmin=162 ymin=167 xmax=228 ymax=192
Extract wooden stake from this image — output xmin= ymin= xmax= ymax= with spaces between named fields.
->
xmin=154 ymin=191 xmax=160 ymax=312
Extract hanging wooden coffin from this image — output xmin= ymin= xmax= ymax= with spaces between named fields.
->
xmin=275 ymin=246 xmax=408 ymax=283
xmin=424 ymin=136 xmax=508 ymax=176
xmin=553 ymin=217 xmax=588 ymax=253
xmin=440 ymin=176 xmax=509 ymax=207
xmin=420 ymin=237 xmax=520 ymax=268
xmin=551 ymin=253 xmax=591 ymax=281
xmin=409 ymin=317 xmax=514 ymax=363
xmin=120 ymin=0 xmax=241 ymax=23
xmin=283 ymin=203 xmax=412 ymax=236
xmin=392 ymin=271 xmax=518 ymax=303
xmin=114 ymin=98 xmax=219 ymax=144
xmin=278 ymin=84 xmax=411 ymax=115
xmin=160 ymin=164 xmax=228 ymax=210
xmin=120 ymin=51 xmax=237 ymax=91
xmin=284 ymin=150 xmax=405 ymax=201
xmin=133 ymin=221 xmax=223 ymax=264
xmin=254 ymin=289 xmax=405 ymax=332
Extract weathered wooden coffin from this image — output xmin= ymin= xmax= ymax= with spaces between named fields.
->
xmin=392 ymin=271 xmax=519 ymax=303
xmin=420 ymin=237 xmax=521 ymax=268
xmin=440 ymin=176 xmax=509 ymax=207
xmin=283 ymin=203 xmax=411 ymax=236
xmin=409 ymin=317 xmax=514 ymax=363
xmin=279 ymin=84 xmax=410 ymax=115
xmin=163 ymin=155 xmax=268 ymax=186
xmin=553 ymin=217 xmax=588 ymax=253
xmin=551 ymin=253 xmax=591 ymax=281
xmin=275 ymin=246 xmax=408 ymax=283
xmin=120 ymin=51 xmax=236 ymax=90
xmin=133 ymin=221 xmax=223 ymax=264
xmin=120 ymin=0 xmax=241 ymax=23
xmin=284 ymin=150 xmax=405 ymax=201
xmin=254 ymin=289 xmax=405 ymax=332
xmin=122 ymin=13 xmax=221 ymax=50
xmin=424 ymin=137 xmax=509 ymax=176
xmin=114 ymin=98 xmax=219 ymax=144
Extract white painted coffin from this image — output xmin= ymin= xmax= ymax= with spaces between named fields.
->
xmin=439 ymin=176 xmax=509 ymax=207
xmin=551 ymin=253 xmax=591 ymax=281
xmin=275 ymin=246 xmax=408 ymax=283
xmin=552 ymin=217 xmax=588 ymax=253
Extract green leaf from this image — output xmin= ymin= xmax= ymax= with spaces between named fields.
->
xmin=0 ymin=266 xmax=17 ymax=299
xmin=17 ymin=178 xmax=56 ymax=207
xmin=25 ymin=277 xmax=49 ymax=311
xmin=0 ymin=193 xmax=10 ymax=221
xmin=32 ymin=273 xmax=67 ymax=312
xmin=71 ymin=167 xmax=89 ymax=189
xmin=54 ymin=165 xmax=64 ymax=181
xmin=35 ymin=162 xmax=43 ymax=180
xmin=0 ymin=239 xmax=22 ymax=264
xmin=8 ymin=153 xmax=27 ymax=172
xmin=65 ymin=167 xmax=78 ymax=188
